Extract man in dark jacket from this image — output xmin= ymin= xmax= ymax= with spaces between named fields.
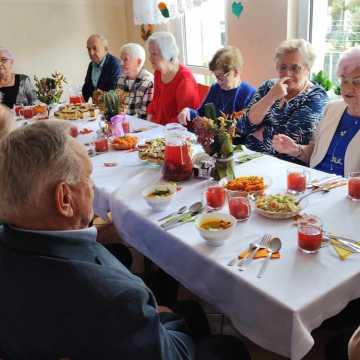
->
xmin=0 ymin=122 xmax=194 ymax=359
xmin=82 ymin=34 xmax=121 ymax=102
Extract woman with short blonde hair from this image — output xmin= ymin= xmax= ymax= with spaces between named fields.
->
xmin=178 ymin=46 xmax=255 ymax=125
xmin=237 ymin=38 xmax=328 ymax=164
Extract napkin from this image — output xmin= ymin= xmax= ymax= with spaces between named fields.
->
xmin=330 ymin=238 xmax=360 ymax=260
xmin=239 ymin=248 xmax=280 ymax=259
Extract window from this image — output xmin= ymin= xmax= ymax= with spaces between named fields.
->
xmin=175 ymin=0 xmax=226 ymax=84
xmin=311 ymin=0 xmax=360 ymax=85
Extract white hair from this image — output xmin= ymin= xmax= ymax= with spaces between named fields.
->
xmin=87 ymin=34 xmax=109 ymax=50
xmin=147 ymin=31 xmax=179 ymax=63
xmin=0 ymin=105 xmax=16 ymax=142
xmin=274 ymin=39 xmax=316 ymax=69
xmin=120 ymin=43 xmax=146 ymax=68
xmin=0 ymin=47 xmax=15 ymax=61
xmin=0 ymin=121 xmax=81 ymax=220
xmin=337 ymin=46 xmax=360 ymax=77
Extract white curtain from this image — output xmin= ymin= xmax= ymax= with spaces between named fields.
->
xmin=133 ymin=0 xmax=209 ymax=25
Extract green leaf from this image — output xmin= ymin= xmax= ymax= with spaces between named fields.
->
xmin=204 ymin=103 xmax=217 ymax=121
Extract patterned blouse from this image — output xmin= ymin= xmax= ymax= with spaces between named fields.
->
xmin=117 ymin=68 xmax=154 ymax=119
xmin=236 ymin=79 xmax=329 ymax=163
xmin=0 ymin=74 xmax=37 ymax=108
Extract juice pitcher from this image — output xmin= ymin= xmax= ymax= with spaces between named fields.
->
xmin=162 ymin=123 xmax=193 ymax=181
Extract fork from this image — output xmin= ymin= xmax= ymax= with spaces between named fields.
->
xmin=238 ymin=233 xmax=272 ymax=271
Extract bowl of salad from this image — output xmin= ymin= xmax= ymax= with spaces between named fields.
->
xmin=142 ymin=182 xmax=177 ymax=211
xmin=255 ymin=193 xmax=304 ymax=219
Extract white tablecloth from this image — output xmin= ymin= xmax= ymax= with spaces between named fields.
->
xmin=73 ymin=116 xmax=360 ymax=360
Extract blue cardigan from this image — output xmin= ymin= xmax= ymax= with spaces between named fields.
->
xmin=82 ymin=53 xmax=121 ymax=101
xmin=189 ymin=81 xmax=256 ymax=120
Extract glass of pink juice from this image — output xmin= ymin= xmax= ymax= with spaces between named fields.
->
xmin=297 ymin=215 xmax=322 ymax=253
xmin=348 ymin=171 xmax=360 ymax=201
xmin=287 ymin=168 xmax=309 ymax=193
xmin=205 ymin=185 xmax=225 ymax=210
xmin=227 ymin=190 xmax=251 ymax=221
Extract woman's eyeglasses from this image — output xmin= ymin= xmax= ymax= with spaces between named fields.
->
xmin=340 ymin=77 xmax=360 ymax=89
xmin=278 ymin=64 xmax=303 ymax=74
xmin=0 ymin=58 xmax=11 ymax=64
xmin=213 ymin=72 xmax=230 ymax=82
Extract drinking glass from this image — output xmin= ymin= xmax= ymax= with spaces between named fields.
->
xmin=297 ymin=215 xmax=323 ymax=253
xmin=348 ymin=171 xmax=360 ymax=201
xmin=204 ymin=182 xmax=225 ymax=211
xmin=23 ymin=106 xmax=34 ymax=119
xmin=287 ymin=168 xmax=310 ymax=194
xmin=14 ymin=103 xmax=24 ymax=118
xmin=227 ymin=190 xmax=251 ymax=221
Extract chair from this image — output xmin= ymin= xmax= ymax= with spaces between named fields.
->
xmin=197 ymin=83 xmax=210 ymax=103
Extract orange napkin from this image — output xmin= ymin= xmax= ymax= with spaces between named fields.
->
xmin=239 ymin=248 xmax=280 ymax=259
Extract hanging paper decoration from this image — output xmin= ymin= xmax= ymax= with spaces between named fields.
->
xmin=140 ymin=24 xmax=154 ymax=41
xmin=232 ymin=1 xmax=244 ymax=18
xmin=158 ymin=2 xmax=170 ymax=18
xmin=133 ymin=0 xmax=210 ymax=25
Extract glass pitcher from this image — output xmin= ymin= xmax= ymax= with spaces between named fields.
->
xmin=162 ymin=123 xmax=193 ymax=182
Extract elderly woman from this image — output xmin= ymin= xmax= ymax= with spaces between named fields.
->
xmin=0 ymin=47 xmax=37 ymax=109
xmin=147 ymin=31 xmax=200 ymax=125
xmin=237 ymin=39 xmax=328 ymax=163
xmin=273 ymin=47 xmax=360 ymax=176
xmin=178 ymin=46 xmax=256 ymax=125
xmin=117 ymin=43 xmax=154 ymax=119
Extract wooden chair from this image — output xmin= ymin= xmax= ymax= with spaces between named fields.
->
xmin=197 ymin=83 xmax=210 ymax=103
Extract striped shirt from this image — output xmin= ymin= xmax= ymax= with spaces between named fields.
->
xmin=236 ymin=79 xmax=329 ymax=163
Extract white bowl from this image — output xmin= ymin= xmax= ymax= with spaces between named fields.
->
xmin=142 ymin=182 xmax=177 ymax=211
xmin=195 ymin=213 xmax=236 ymax=246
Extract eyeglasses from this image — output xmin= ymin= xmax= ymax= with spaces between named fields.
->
xmin=340 ymin=77 xmax=360 ymax=89
xmin=0 ymin=58 xmax=10 ymax=64
xmin=277 ymin=64 xmax=303 ymax=74
xmin=213 ymin=72 xmax=230 ymax=82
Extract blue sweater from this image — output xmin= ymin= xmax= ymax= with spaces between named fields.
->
xmin=189 ymin=81 xmax=256 ymax=120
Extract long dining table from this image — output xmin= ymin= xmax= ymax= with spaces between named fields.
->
xmin=68 ymin=115 xmax=360 ymax=359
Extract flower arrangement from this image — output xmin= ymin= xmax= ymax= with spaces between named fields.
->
xmin=193 ymin=103 xmax=238 ymax=180
xmin=34 ymin=71 xmax=67 ymax=105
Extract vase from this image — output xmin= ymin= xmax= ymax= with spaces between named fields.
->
xmin=211 ymin=155 xmax=235 ymax=181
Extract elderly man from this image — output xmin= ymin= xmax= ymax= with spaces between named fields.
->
xmin=82 ymin=34 xmax=121 ymax=102
xmin=0 ymin=122 xmax=195 ymax=359
xmin=117 ymin=43 xmax=154 ymax=119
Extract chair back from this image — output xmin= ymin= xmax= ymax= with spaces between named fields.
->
xmin=197 ymin=83 xmax=210 ymax=103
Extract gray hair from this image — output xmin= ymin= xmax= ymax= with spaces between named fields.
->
xmin=87 ymin=34 xmax=109 ymax=50
xmin=336 ymin=46 xmax=360 ymax=77
xmin=148 ymin=31 xmax=179 ymax=63
xmin=0 ymin=121 xmax=82 ymax=220
xmin=274 ymin=39 xmax=316 ymax=70
xmin=0 ymin=105 xmax=16 ymax=142
xmin=120 ymin=43 xmax=146 ymax=68
xmin=0 ymin=47 xmax=15 ymax=61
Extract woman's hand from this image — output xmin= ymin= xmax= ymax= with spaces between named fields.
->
xmin=272 ymin=134 xmax=298 ymax=156
xmin=178 ymin=108 xmax=189 ymax=125
xmin=267 ymin=77 xmax=290 ymax=102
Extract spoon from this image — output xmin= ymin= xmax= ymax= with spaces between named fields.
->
xmin=157 ymin=205 xmax=187 ymax=222
xmin=257 ymin=237 xmax=282 ymax=278
xmin=161 ymin=203 xmax=204 ymax=230
xmin=160 ymin=201 xmax=203 ymax=228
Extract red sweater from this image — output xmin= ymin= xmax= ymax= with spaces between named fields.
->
xmin=148 ymin=65 xmax=200 ymax=125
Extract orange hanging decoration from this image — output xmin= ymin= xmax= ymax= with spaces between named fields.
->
xmin=140 ymin=24 xmax=154 ymax=41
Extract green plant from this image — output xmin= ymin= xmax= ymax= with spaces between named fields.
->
xmin=311 ymin=70 xmax=333 ymax=91
xmin=34 ymin=71 xmax=67 ymax=104
xmin=103 ymin=90 xmax=120 ymax=120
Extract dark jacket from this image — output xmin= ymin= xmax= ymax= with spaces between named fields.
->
xmin=82 ymin=53 xmax=121 ymax=102
xmin=0 ymin=225 xmax=194 ymax=360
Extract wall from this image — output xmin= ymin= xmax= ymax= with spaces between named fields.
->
xmin=1 ymin=0 xmax=295 ymax=91
xmin=0 ymin=0 xmax=128 ymax=92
